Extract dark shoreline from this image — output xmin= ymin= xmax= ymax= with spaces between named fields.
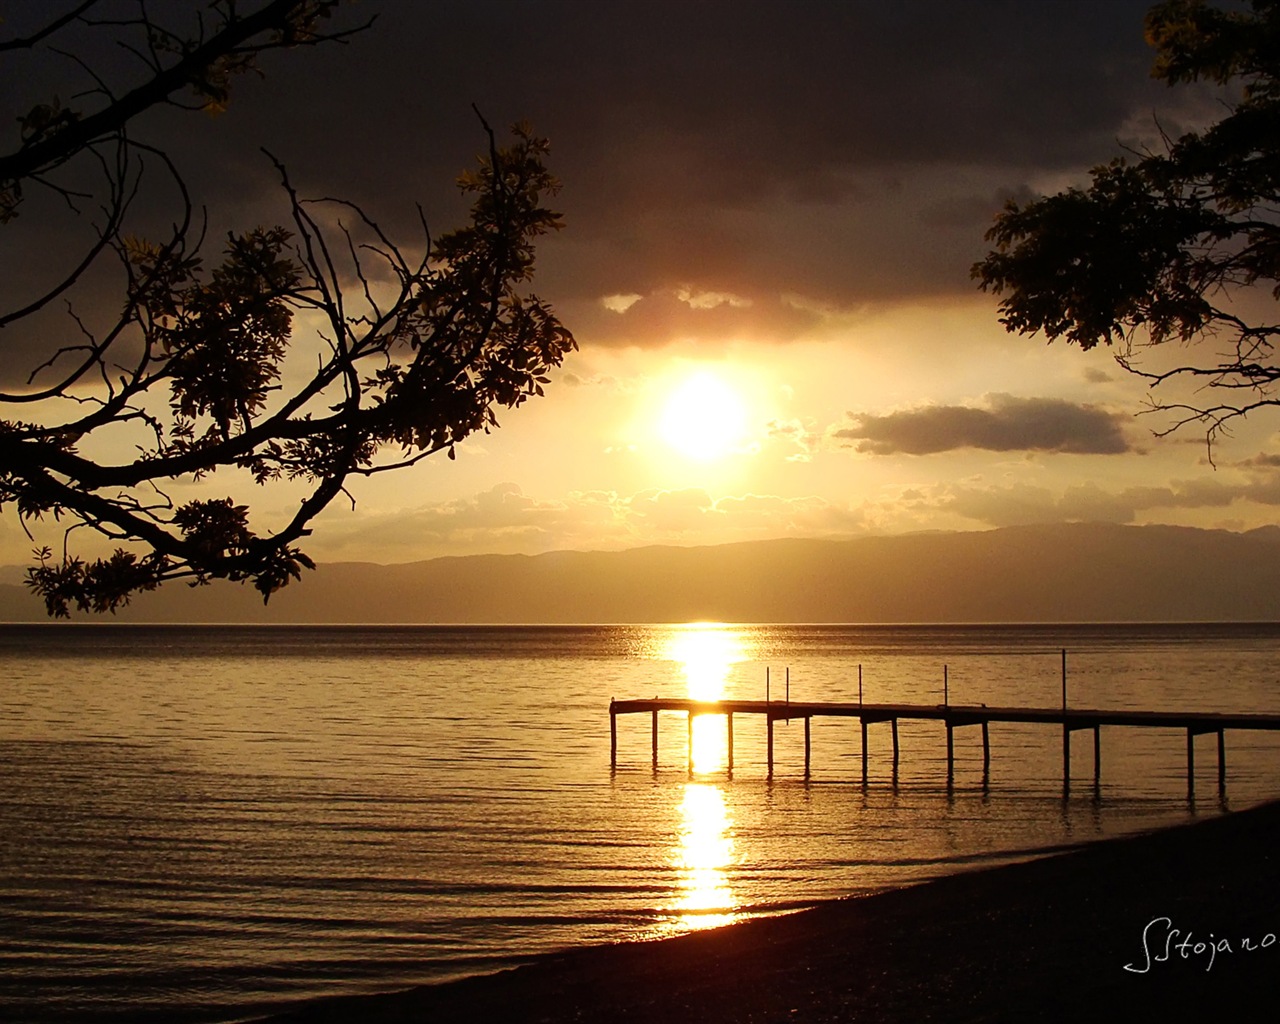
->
xmin=259 ymin=799 xmax=1280 ymax=1023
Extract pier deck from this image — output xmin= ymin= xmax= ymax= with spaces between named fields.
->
xmin=609 ymin=697 xmax=1280 ymax=795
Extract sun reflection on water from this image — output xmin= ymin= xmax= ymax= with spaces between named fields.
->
xmin=662 ymin=623 xmax=747 ymax=775
xmin=659 ymin=624 xmax=746 ymax=932
xmin=673 ymin=781 xmax=737 ymax=931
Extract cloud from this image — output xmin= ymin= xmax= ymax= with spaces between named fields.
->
xmin=833 ymin=394 xmax=1132 ymax=456
xmin=766 ymin=418 xmax=821 ymax=462
xmin=933 ymin=471 xmax=1280 ymax=528
xmin=6 ymin=0 xmax=1176 ymax=379
xmin=573 ymin=287 xmax=822 ymax=347
xmin=173 ymin=0 xmax=1166 ymax=315
xmin=600 ymin=293 xmax=643 ymax=313
xmin=627 ymin=488 xmax=716 ymax=532
xmin=307 ymin=483 xmax=869 ymax=562
xmin=1235 ymin=452 xmax=1280 ymax=469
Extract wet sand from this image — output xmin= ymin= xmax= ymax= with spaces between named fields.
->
xmin=260 ymin=799 xmax=1280 ymax=1023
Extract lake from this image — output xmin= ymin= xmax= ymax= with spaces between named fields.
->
xmin=3 ymin=622 xmax=1280 ymax=1022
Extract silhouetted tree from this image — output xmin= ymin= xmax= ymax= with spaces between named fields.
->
xmin=973 ymin=0 xmax=1280 ymax=454
xmin=0 ymin=2 xmax=576 ymax=616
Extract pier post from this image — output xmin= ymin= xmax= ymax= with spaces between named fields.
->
xmin=1063 ymin=724 xmax=1071 ymax=793
xmin=946 ymin=719 xmax=954 ymax=781
xmin=891 ymin=718 xmax=900 ymax=776
xmin=727 ymin=712 xmax=734 ymax=771
xmin=982 ymin=720 xmax=990 ymax=776
xmin=651 ymin=710 xmax=658 ymax=771
xmin=767 ymin=712 xmax=774 ymax=778
xmin=1218 ymin=729 xmax=1226 ymax=794
xmin=1093 ymin=725 xmax=1101 ymax=788
xmin=804 ymin=716 xmax=811 ymax=778
xmin=1187 ymin=727 xmax=1195 ymax=797
xmin=687 ymin=711 xmax=694 ymax=775
xmin=610 ymin=704 xmax=617 ymax=769
xmin=861 ymin=719 xmax=869 ymax=782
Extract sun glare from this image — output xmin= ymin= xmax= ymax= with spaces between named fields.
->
xmin=663 ymin=624 xmax=747 ymax=774
xmin=658 ymin=371 xmax=748 ymax=461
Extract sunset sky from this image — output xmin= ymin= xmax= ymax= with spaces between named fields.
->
xmin=7 ymin=0 xmax=1280 ymax=570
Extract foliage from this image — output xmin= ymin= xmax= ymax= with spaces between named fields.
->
xmin=972 ymin=0 xmax=1280 ymax=450
xmin=0 ymin=2 xmax=576 ymax=616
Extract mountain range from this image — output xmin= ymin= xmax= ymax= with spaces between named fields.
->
xmin=3 ymin=522 xmax=1279 ymax=624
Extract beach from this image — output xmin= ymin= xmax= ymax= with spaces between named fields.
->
xmin=261 ymin=798 xmax=1280 ymax=1023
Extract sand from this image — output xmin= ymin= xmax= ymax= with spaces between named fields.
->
xmin=259 ymin=800 xmax=1280 ymax=1022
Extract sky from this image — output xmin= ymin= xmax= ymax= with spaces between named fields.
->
xmin=6 ymin=0 xmax=1280 ymax=569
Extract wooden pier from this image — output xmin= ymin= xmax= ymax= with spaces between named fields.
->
xmin=608 ymin=697 xmax=1280 ymax=796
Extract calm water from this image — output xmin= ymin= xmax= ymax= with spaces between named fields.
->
xmin=3 ymin=622 xmax=1280 ymax=1022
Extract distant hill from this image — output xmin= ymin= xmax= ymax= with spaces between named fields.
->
xmin=3 ymin=522 xmax=1279 ymax=624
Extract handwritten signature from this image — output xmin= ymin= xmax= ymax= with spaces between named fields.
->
xmin=1125 ymin=916 xmax=1277 ymax=973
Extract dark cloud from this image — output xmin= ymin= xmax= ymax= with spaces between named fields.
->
xmin=577 ymin=288 xmax=821 ymax=347
xmin=199 ymin=1 xmax=1160 ymax=190
xmin=171 ymin=1 xmax=1167 ymax=302
xmin=2 ymin=0 xmax=1174 ymax=359
xmin=1235 ymin=452 xmax=1280 ymax=469
xmin=834 ymin=394 xmax=1132 ymax=455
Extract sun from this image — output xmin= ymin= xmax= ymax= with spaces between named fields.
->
xmin=658 ymin=371 xmax=748 ymax=461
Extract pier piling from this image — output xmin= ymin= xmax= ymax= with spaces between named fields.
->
xmin=687 ymin=711 xmax=694 ymax=775
xmin=651 ymin=709 xmax=658 ymax=771
xmin=1063 ymin=724 xmax=1070 ymax=792
xmin=767 ymin=713 xmax=774 ymax=779
xmin=1218 ymin=729 xmax=1226 ymax=794
xmin=1187 ymin=728 xmax=1195 ymax=798
xmin=1093 ymin=725 xmax=1101 ymax=788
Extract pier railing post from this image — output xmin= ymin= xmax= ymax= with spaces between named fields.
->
xmin=1218 ymin=729 xmax=1226 ymax=794
xmin=861 ymin=719 xmax=869 ymax=783
xmin=610 ymin=701 xmax=617 ymax=769
xmin=804 ymin=716 xmax=811 ymax=778
xmin=891 ymin=718 xmax=899 ymax=778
